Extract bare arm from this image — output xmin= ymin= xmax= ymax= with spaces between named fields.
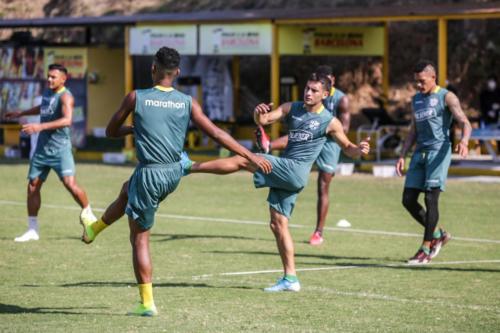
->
xmin=337 ymin=96 xmax=351 ymax=133
xmin=253 ymin=102 xmax=292 ymax=126
xmin=446 ymin=91 xmax=471 ymax=158
xmin=21 ymin=94 xmax=73 ymax=135
xmin=191 ymin=99 xmax=272 ymax=173
xmin=327 ymin=117 xmax=370 ymax=158
xmin=3 ymin=105 xmax=41 ymax=121
xmin=106 ymin=91 xmax=136 ymax=138
xmin=395 ymin=118 xmax=416 ymax=176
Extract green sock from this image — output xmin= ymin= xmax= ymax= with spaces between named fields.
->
xmin=284 ymin=274 xmax=298 ymax=283
xmin=421 ymin=246 xmax=431 ymax=255
xmin=433 ymin=229 xmax=442 ymax=239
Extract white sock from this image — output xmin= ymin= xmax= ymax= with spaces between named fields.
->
xmin=28 ymin=216 xmax=38 ymax=231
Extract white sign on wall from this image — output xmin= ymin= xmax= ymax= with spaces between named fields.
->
xmin=129 ymin=26 xmax=197 ymax=55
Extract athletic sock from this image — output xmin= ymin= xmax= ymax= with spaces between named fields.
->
xmin=284 ymin=274 xmax=298 ymax=283
xmin=28 ymin=216 xmax=39 ymax=231
xmin=90 ymin=218 xmax=108 ymax=237
xmin=421 ymin=245 xmax=431 ymax=255
xmin=433 ymin=229 xmax=442 ymax=239
xmin=138 ymin=283 xmax=154 ymax=308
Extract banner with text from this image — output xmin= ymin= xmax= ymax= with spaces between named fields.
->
xmin=44 ymin=48 xmax=87 ymax=79
xmin=130 ymin=26 xmax=198 ymax=55
xmin=200 ymin=23 xmax=272 ymax=55
xmin=279 ymin=26 xmax=384 ymax=56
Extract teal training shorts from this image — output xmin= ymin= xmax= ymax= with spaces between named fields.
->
xmin=125 ymin=163 xmax=182 ymax=230
xmin=253 ymin=154 xmax=311 ymax=218
xmin=404 ymin=144 xmax=452 ymax=191
xmin=315 ymin=138 xmax=342 ymax=174
xmin=28 ymin=147 xmax=75 ymax=181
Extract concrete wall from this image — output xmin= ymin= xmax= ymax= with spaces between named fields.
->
xmin=87 ymin=47 xmax=124 ymax=133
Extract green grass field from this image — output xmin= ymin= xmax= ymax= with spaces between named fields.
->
xmin=0 ymin=162 xmax=499 ymax=332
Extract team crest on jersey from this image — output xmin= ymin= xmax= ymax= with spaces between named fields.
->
xmin=308 ymin=120 xmax=320 ymax=130
xmin=429 ymin=97 xmax=439 ymax=107
xmin=289 ymin=130 xmax=313 ymax=142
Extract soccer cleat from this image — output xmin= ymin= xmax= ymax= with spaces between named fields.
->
xmin=254 ymin=125 xmax=271 ymax=154
xmin=430 ymin=230 xmax=452 ymax=259
xmin=80 ymin=208 xmax=97 ymax=244
xmin=14 ymin=229 xmax=39 ymax=242
xmin=407 ymin=249 xmax=431 ymax=265
xmin=180 ymin=150 xmax=193 ymax=176
xmin=309 ymin=231 xmax=324 ymax=246
xmin=127 ymin=302 xmax=158 ymax=317
xmin=264 ymin=278 xmax=301 ymax=292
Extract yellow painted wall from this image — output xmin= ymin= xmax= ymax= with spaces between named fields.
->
xmin=87 ymin=47 xmax=125 ymax=133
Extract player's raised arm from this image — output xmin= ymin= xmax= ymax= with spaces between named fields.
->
xmin=326 ymin=117 xmax=370 ymax=158
xmin=191 ymin=98 xmax=272 ymax=174
xmin=253 ymin=102 xmax=292 ymax=126
xmin=106 ymin=91 xmax=136 ymax=138
xmin=21 ymin=94 xmax=73 ymax=135
xmin=445 ymin=91 xmax=471 ymax=158
xmin=395 ymin=117 xmax=417 ymax=176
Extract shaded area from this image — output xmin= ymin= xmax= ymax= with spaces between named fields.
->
xmin=208 ymin=249 xmax=374 ymax=262
xmin=151 ymin=233 xmax=268 ymax=243
xmin=23 ymin=281 xmax=253 ymax=290
xmin=0 ymin=303 xmax=108 ymax=315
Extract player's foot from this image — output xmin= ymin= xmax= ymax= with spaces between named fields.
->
xmin=264 ymin=278 xmax=301 ymax=292
xmin=127 ymin=302 xmax=158 ymax=317
xmin=309 ymin=231 xmax=324 ymax=246
xmin=180 ymin=151 xmax=193 ymax=176
xmin=407 ymin=248 xmax=431 ymax=265
xmin=254 ymin=125 xmax=270 ymax=154
xmin=430 ymin=230 xmax=452 ymax=259
xmin=14 ymin=229 xmax=39 ymax=242
xmin=80 ymin=208 xmax=98 ymax=244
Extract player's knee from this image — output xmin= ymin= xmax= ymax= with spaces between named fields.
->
xmin=402 ymin=190 xmax=417 ymax=209
xmin=424 ymin=189 xmax=440 ymax=208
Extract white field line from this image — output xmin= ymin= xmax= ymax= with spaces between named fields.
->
xmin=1 ymin=199 xmax=500 ymax=245
xmin=191 ymin=259 xmax=500 ymax=279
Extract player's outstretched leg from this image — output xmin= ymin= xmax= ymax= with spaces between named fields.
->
xmin=15 ymin=178 xmax=43 ymax=242
xmin=82 ymin=181 xmax=129 ymax=244
xmin=264 ymin=208 xmax=300 ymax=292
xmin=127 ymin=218 xmax=157 ymax=317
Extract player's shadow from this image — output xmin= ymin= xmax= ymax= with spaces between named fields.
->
xmin=151 ymin=233 xmax=269 ymax=243
xmin=50 ymin=281 xmax=253 ymax=290
xmin=0 ymin=303 xmax=109 ymax=315
xmin=208 ymin=250 xmax=373 ymax=261
xmin=319 ymin=262 xmax=500 ymax=273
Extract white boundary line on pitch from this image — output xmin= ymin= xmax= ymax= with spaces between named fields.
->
xmin=1 ymin=199 xmax=500 ymax=245
xmin=191 ymin=259 xmax=500 ymax=279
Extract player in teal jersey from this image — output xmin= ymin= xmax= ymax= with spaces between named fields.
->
xmin=4 ymin=64 xmax=96 ymax=242
xmin=80 ymin=47 xmax=271 ymax=316
xmin=183 ymin=73 xmax=370 ymax=292
xmin=255 ymin=65 xmax=350 ymax=246
xmin=396 ymin=60 xmax=471 ymax=264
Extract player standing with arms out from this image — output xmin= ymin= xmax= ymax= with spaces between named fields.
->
xmin=4 ymin=64 xmax=96 ymax=242
xmin=396 ymin=60 xmax=471 ymax=264
xmin=255 ymin=65 xmax=350 ymax=245
xmin=81 ymin=47 xmax=271 ymax=316
xmin=183 ymin=73 xmax=369 ymax=292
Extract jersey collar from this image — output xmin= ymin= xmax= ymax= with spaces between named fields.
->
xmin=56 ymin=86 xmax=66 ymax=94
xmin=154 ymin=85 xmax=174 ymax=92
xmin=305 ymin=103 xmax=325 ymax=114
xmin=432 ymin=86 xmax=441 ymax=94
xmin=330 ymin=87 xmax=336 ymax=97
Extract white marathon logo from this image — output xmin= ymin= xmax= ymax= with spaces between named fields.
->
xmin=415 ymin=108 xmax=437 ymax=122
xmin=145 ymin=99 xmax=186 ymax=109
xmin=289 ymin=130 xmax=313 ymax=142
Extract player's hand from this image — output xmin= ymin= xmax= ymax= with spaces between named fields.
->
xmin=3 ymin=111 xmax=22 ymax=120
xmin=254 ymin=103 xmax=273 ymax=115
xmin=21 ymin=123 xmax=42 ymax=135
xmin=358 ymin=136 xmax=371 ymax=155
xmin=395 ymin=156 xmax=405 ymax=177
xmin=455 ymin=140 xmax=468 ymax=158
xmin=250 ymin=154 xmax=272 ymax=174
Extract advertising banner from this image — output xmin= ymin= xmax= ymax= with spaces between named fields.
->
xmin=130 ymin=25 xmax=198 ymax=55
xmin=44 ymin=48 xmax=87 ymax=79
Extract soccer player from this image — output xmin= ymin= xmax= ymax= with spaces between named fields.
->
xmin=4 ymin=64 xmax=96 ymax=242
xmin=255 ymin=65 xmax=350 ymax=245
xmin=396 ymin=60 xmax=471 ymax=264
xmin=183 ymin=73 xmax=370 ymax=292
xmin=81 ymin=47 xmax=271 ymax=316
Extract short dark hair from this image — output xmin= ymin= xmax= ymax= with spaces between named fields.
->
xmin=309 ymin=72 xmax=332 ymax=92
xmin=48 ymin=63 xmax=68 ymax=75
xmin=154 ymin=47 xmax=180 ymax=71
xmin=414 ymin=60 xmax=436 ymax=74
xmin=315 ymin=65 xmax=333 ymax=77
